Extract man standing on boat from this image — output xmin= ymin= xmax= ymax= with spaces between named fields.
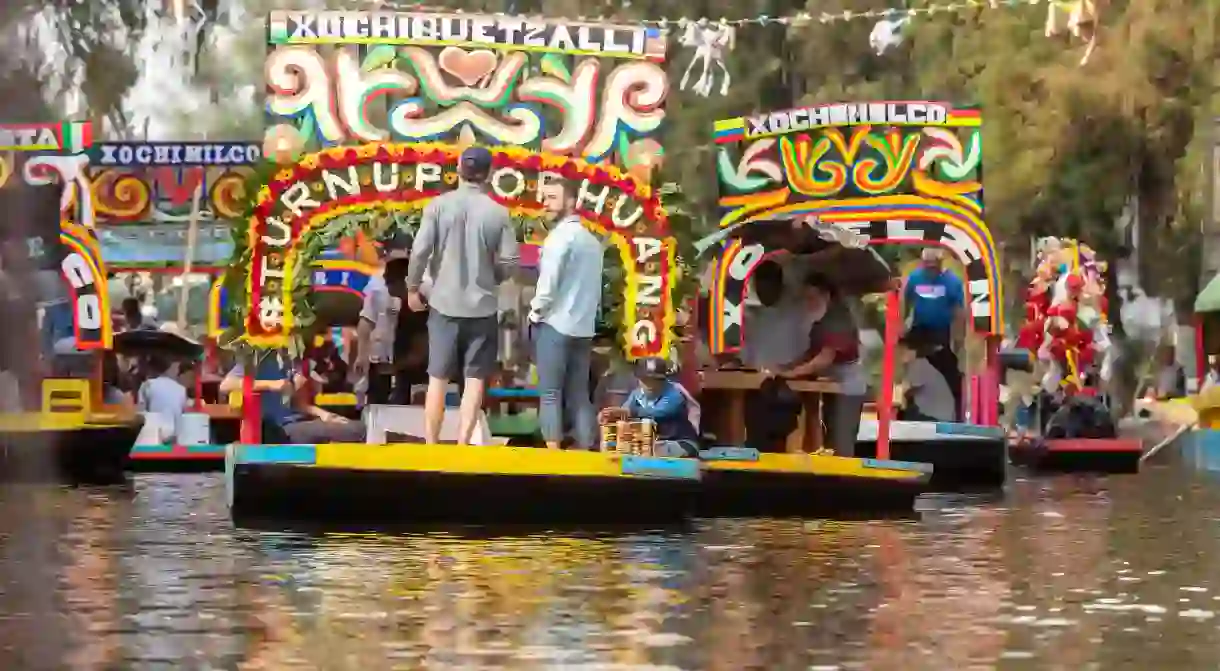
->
xmin=405 ymin=146 xmax=520 ymax=445
xmin=528 ymin=180 xmax=602 ymax=450
xmin=903 ymin=248 xmax=965 ymax=419
xmin=354 ymin=230 xmax=420 ymax=405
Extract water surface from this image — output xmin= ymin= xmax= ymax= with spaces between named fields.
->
xmin=3 ymin=456 xmax=1220 ymax=669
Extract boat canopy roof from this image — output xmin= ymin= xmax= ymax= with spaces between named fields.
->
xmin=721 ymin=219 xmax=893 ymax=295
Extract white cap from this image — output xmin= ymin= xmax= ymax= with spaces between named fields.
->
xmin=920 ymin=248 xmax=944 ymax=262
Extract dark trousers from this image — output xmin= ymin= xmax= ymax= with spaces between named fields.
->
xmin=368 ymin=363 xmax=424 ymax=405
xmin=925 ymin=345 xmax=962 ymax=421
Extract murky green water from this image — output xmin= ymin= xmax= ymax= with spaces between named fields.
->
xmin=4 ymin=455 xmax=1220 ymax=670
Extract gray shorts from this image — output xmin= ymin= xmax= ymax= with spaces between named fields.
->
xmin=427 ymin=310 xmax=498 ymax=380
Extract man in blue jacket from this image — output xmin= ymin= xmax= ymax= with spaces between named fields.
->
xmin=903 ymin=248 xmax=965 ymax=419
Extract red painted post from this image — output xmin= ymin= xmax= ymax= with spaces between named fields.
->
xmin=876 ymin=286 xmax=902 ymax=461
xmin=239 ymin=369 xmax=261 ymax=444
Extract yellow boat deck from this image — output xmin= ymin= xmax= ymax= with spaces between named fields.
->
xmin=228 ymin=442 xmax=931 ymax=482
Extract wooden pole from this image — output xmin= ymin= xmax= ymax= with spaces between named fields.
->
xmin=177 ymin=182 xmax=204 ymax=329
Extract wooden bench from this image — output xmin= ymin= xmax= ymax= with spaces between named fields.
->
xmin=700 ymin=370 xmax=843 ymax=452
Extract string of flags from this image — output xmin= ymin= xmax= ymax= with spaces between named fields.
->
xmin=374 ymin=0 xmax=1102 ymax=96
xmin=380 ymin=0 xmax=1073 ymax=29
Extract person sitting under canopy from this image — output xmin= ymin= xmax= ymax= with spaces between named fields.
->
xmin=219 ymin=352 xmax=366 ymax=444
xmin=746 ymin=272 xmax=866 ymax=456
xmin=895 ymin=327 xmax=957 ymax=422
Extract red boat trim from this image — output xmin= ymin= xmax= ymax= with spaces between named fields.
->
xmin=1041 ymin=439 xmax=1142 ymax=453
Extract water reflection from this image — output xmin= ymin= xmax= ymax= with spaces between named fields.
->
xmin=8 ymin=464 xmax=1220 ymax=668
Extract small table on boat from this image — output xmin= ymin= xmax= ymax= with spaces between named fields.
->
xmin=700 ymin=370 xmax=842 ymax=452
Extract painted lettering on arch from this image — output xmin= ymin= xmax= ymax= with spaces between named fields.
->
xmin=244 ymin=143 xmax=675 ymax=357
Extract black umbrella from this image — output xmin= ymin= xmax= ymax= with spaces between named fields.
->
xmin=113 ymin=326 xmax=203 ymax=359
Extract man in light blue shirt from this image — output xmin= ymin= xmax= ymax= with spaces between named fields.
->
xmin=528 ymin=180 xmax=603 ymax=450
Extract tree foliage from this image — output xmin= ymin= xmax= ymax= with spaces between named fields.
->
xmin=6 ymin=0 xmax=1218 ymax=307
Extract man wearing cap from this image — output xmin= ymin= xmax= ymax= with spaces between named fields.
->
xmin=903 ymin=248 xmax=965 ymax=418
xmin=406 ymin=146 xmax=520 ymax=445
xmin=354 ymin=230 xmax=415 ymax=405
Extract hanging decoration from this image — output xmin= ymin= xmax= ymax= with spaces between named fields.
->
xmin=379 ymin=0 xmax=1071 ymax=29
xmin=677 ymin=19 xmax=735 ymax=97
xmin=373 ymin=0 xmax=1101 ymax=100
xmin=1045 ymin=0 xmax=1105 ymax=65
xmin=1015 ymin=237 xmax=1111 ymax=396
xmin=869 ymin=13 xmax=912 ymax=55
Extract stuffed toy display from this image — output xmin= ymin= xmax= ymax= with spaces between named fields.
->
xmin=1015 ymin=237 xmax=1111 ymax=396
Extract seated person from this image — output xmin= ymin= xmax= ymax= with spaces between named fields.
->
xmin=136 ymin=354 xmax=189 ymax=442
xmin=609 ymin=357 xmax=699 ymax=456
xmin=100 ymin=351 xmax=134 ymax=409
xmin=219 ymin=352 xmax=366 ymax=444
xmin=756 ymin=273 xmax=866 ymax=457
xmin=309 ymin=340 xmax=351 ymax=394
xmin=896 ymin=328 xmax=957 ymax=422
xmin=739 ymin=258 xmax=811 ymax=370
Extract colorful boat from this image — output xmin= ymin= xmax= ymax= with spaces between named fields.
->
xmin=699 ymin=99 xmax=997 ymax=494
xmin=1005 ymin=237 xmax=1141 ymax=473
xmin=0 ymin=145 xmax=144 ymax=483
xmin=224 ymin=21 xmax=941 ymax=523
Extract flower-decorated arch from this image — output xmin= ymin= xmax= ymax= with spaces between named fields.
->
xmin=240 ymin=143 xmax=676 ymax=358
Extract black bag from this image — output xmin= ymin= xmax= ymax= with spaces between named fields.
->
xmin=745 ymin=377 xmax=802 ymax=451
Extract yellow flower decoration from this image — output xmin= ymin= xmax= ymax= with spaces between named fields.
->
xmin=274 ymin=169 xmax=294 ymax=183
xmin=300 ymin=154 xmax=321 ymax=170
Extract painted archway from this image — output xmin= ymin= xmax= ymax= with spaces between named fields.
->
xmin=708 ymin=102 xmax=1001 ymax=354
xmin=240 ymin=143 xmax=676 ymax=359
xmin=10 ymin=153 xmax=113 ymax=350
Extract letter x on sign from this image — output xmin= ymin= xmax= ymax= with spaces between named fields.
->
xmin=288 ymin=14 xmax=317 ymax=39
xmin=747 ymin=115 xmax=771 ymax=135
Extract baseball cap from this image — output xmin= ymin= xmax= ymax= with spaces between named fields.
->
xmin=379 ymin=229 xmax=413 ymax=260
xmin=635 ymin=356 xmax=670 ymax=379
xmin=459 ymin=146 xmax=493 ymax=177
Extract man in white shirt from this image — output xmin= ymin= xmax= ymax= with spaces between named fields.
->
xmin=137 ymin=355 xmax=189 ymax=443
xmin=354 ymin=232 xmax=414 ymax=404
xmin=528 ymin=180 xmax=603 ymax=450
xmin=896 ymin=328 xmax=956 ymax=422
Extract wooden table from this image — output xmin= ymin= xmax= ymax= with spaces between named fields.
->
xmin=200 ymin=404 xmax=242 ymax=420
xmin=700 ymin=370 xmax=842 ymax=452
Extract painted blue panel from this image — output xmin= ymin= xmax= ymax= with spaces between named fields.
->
xmin=1184 ymin=430 xmax=1220 ymax=473
xmin=236 ymin=444 xmax=317 ymax=465
xmin=487 ymin=388 xmax=540 ymax=399
xmin=862 ymin=458 xmax=935 ymax=474
xmin=311 ymin=268 xmax=371 ymax=293
xmin=699 ymin=446 xmax=760 ymax=462
xmin=130 ymin=444 xmax=174 ymax=454
xmin=934 ymin=423 xmax=1006 ymax=439
xmin=621 ymin=455 xmax=701 ymax=480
